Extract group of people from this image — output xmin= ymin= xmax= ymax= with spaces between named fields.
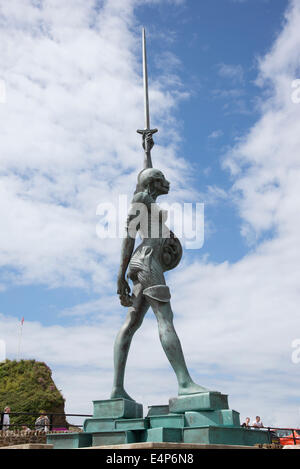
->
xmin=242 ymin=416 xmax=264 ymax=428
xmin=1 ymin=406 xmax=50 ymax=432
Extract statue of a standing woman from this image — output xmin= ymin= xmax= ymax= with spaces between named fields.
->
xmin=111 ymin=133 xmax=207 ymax=401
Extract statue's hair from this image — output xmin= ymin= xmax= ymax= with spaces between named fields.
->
xmin=138 ymin=168 xmax=165 ymax=189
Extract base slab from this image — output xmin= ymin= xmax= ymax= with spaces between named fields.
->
xmin=183 ymin=426 xmax=270 ymax=446
xmin=47 ymin=432 xmax=92 ymax=449
xmin=80 ymin=442 xmax=260 ymax=450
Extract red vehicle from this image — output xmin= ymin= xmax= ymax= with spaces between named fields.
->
xmin=272 ymin=429 xmax=300 ymax=446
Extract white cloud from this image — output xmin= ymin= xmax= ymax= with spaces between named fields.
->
xmin=0 ymin=0 xmax=191 ymax=291
xmin=217 ymin=63 xmax=244 ymax=84
xmin=208 ymin=129 xmax=224 ymax=139
xmin=225 ymin=0 xmax=300 ymax=241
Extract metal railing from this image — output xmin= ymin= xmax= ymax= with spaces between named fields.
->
xmin=1 ymin=413 xmax=299 ymax=445
xmin=0 ymin=412 xmax=92 ymax=432
xmin=241 ymin=425 xmax=300 ymax=446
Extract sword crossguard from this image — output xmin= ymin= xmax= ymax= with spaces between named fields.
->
xmin=136 ymin=128 xmax=158 ymax=136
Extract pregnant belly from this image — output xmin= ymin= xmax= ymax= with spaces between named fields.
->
xmin=131 ymin=236 xmax=182 ymax=273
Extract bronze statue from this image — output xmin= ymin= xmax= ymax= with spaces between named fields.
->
xmin=111 ymin=30 xmax=207 ymax=401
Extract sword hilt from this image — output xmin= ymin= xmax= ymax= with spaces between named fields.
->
xmin=137 ymin=128 xmax=158 ymax=136
xmin=137 ymin=128 xmax=158 ymax=169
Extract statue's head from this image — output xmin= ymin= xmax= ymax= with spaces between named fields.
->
xmin=138 ymin=168 xmax=170 ymax=196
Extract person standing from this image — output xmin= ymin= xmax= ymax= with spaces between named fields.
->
xmin=241 ymin=417 xmax=251 ymax=428
xmin=252 ymin=416 xmax=264 ymax=428
xmin=35 ymin=411 xmax=50 ymax=432
xmin=2 ymin=406 xmax=11 ymax=431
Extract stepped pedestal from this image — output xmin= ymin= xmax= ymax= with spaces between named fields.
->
xmin=47 ymin=394 xmax=270 ymax=449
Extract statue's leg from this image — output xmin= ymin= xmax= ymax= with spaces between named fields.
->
xmin=111 ymin=281 xmax=149 ymax=401
xmin=145 ymin=294 xmax=208 ymax=395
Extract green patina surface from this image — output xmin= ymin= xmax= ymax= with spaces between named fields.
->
xmin=83 ymin=417 xmax=116 ymax=433
xmin=92 ymin=430 xmax=139 ymax=446
xmin=183 ymin=426 xmax=270 ymax=446
xmin=221 ymin=409 xmax=240 ymax=427
xmin=147 ymin=405 xmax=169 ymax=416
xmin=115 ymin=418 xmax=149 ymax=431
xmin=46 ymin=398 xmax=268 ymax=448
xmin=144 ymin=427 xmax=183 ymax=443
xmin=185 ymin=409 xmax=240 ymax=428
xmin=47 ymin=432 xmax=92 ymax=449
xmin=93 ymin=398 xmax=143 ymax=419
xmin=149 ymin=414 xmax=185 ymax=429
xmin=169 ymin=392 xmax=229 ymax=413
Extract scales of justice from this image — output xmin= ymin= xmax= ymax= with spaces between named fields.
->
xmin=47 ymin=31 xmax=271 ymax=448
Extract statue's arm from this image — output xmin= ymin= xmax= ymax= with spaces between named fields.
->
xmin=117 ymin=192 xmax=148 ymax=307
xmin=117 ymin=217 xmax=136 ymax=307
xmin=118 ymin=234 xmax=135 ymax=279
xmin=143 ymin=132 xmax=154 ymax=169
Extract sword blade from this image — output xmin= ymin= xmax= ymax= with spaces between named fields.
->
xmin=137 ymin=28 xmax=157 ymax=170
xmin=142 ymin=28 xmax=150 ymax=130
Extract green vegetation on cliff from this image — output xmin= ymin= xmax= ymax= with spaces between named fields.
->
xmin=0 ymin=359 xmax=66 ymax=428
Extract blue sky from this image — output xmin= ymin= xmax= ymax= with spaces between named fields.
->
xmin=1 ymin=0 xmax=300 ymax=427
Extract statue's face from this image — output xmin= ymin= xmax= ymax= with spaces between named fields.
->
xmin=152 ymin=170 xmax=170 ymax=195
xmin=139 ymin=169 xmax=170 ymax=196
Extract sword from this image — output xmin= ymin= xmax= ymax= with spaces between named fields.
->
xmin=137 ymin=28 xmax=158 ymax=169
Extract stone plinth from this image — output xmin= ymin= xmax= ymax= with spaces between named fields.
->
xmin=149 ymin=414 xmax=185 ymax=429
xmin=46 ymin=396 xmax=270 ymax=449
xmin=115 ymin=418 xmax=149 ymax=431
xmin=147 ymin=405 xmax=169 ymax=416
xmin=79 ymin=442 xmax=260 ymax=450
xmin=169 ymin=392 xmax=229 ymax=413
xmin=84 ymin=417 xmax=115 ymax=432
xmin=185 ymin=409 xmax=240 ymax=427
xmin=183 ymin=426 xmax=270 ymax=446
xmin=92 ymin=430 xmax=140 ymax=446
xmin=47 ymin=432 xmax=92 ymax=449
xmin=93 ymin=398 xmax=143 ymax=419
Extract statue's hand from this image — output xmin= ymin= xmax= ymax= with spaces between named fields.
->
xmin=117 ymin=276 xmax=133 ymax=307
xmin=142 ymin=132 xmax=154 ymax=152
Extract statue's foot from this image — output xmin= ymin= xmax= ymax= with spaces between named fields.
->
xmin=110 ymin=386 xmax=135 ymax=402
xmin=178 ymin=381 xmax=209 ymax=396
